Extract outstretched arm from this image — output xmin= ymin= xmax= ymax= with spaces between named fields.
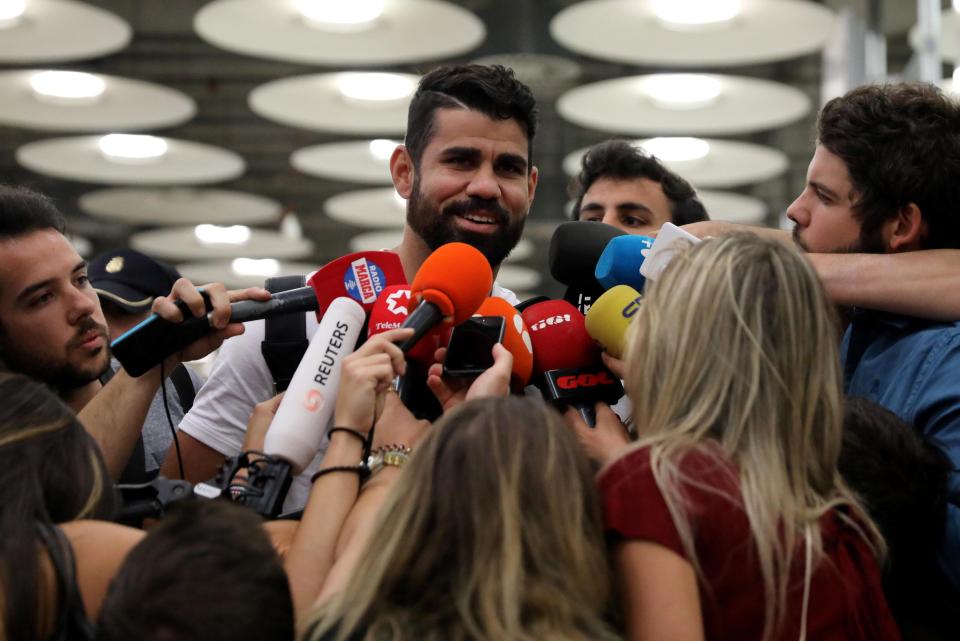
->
xmin=681 ymin=222 xmax=960 ymax=321
xmin=809 ymin=250 xmax=960 ymax=321
xmin=282 ymin=328 xmax=415 ymax=621
xmin=79 ymin=280 xmax=269 ymax=479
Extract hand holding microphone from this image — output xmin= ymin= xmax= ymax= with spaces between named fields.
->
xmin=112 ymin=250 xmax=405 ymax=377
xmin=334 ymin=327 xmax=414 ymax=433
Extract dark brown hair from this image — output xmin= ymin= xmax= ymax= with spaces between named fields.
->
xmin=405 ymin=64 xmax=538 ymax=168
xmin=817 ymin=83 xmax=960 ymax=249
xmin=570 ymin=139 xmax=708 ymax=225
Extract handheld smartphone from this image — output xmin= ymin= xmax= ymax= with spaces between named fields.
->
xmin=442 ymin=316 xmax=506 ymax=377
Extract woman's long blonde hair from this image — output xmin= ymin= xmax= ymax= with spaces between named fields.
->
xmin=624 ymin=233 xmax=882 ymax=639
xmin=304 ymin=396 xmax=619 ymax=641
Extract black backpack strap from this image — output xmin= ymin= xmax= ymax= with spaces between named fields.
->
xmin=169 ymin=364 xmax=197 ymax=413
xmin=261 ymin=275 xmax=309 ymax=393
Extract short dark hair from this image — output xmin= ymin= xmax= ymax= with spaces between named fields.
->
xmin=405 ymin=64 xmax=538 ymax=168
xmin=0 ymin=184 xmax=66 ymax=240
xmin=96 ymin=500 xmax=294 ymax=641
xmin=839 ymin=397 xmax=958 ymax=628
xmin=570 ymin=140 xmax=709 ymax=225
xmin=817 ymin=82 xmax=960 ymax=250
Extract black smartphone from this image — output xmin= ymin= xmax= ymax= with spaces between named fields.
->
xmin=442 ymin=316 xmax=506 ymax=377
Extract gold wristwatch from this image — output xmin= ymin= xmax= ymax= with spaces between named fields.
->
xmin=364 ymin=444 xmax=412 ymax=478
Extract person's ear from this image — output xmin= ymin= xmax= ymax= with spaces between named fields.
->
xmin=886 ymin=202 xmax=925 ymax=251
xmin=390 ymin=145 xmax=415 ymax=199
xmin=527 ymin=165 xmax=539 ymax=203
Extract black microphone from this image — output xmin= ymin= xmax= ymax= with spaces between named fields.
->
xmin=549 ymin=221 xmax=625 ymax=315
xmin=112 ymin=287 xmax=319 ymax=377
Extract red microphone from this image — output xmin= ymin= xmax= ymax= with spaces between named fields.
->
xmin=368 ymin=284 xmax=448 ymax=366
xmin=475 ymin=296 xmax=533 ymax=391
xmin=521 ymin=299 xmax=623 ymax=426
xmin=307 ymin=250 xmax=406 ymax=319
xmin=398 ymin=242 xmax=493 ymax=352
xmin=521 ymin=299 xmax=600 ymax=373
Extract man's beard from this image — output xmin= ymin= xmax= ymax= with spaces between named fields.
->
xmin=792 ymin=224 xmax=886 ymax=254
xmin=0 ymin=317 xmax=110 ymax=391
xmin=406 ymin=178 xmax=526 ymax=268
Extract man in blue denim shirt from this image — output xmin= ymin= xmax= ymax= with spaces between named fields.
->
xmin=785 ymin=83 xmax=960 ymax=592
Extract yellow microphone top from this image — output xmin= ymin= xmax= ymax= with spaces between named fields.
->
xmin=584 ymin=285 xmax=643 ymax=359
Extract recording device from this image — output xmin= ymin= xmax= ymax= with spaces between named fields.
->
xmin=584 ymin=285 xmax=643 ymax=359
xmin=442 ymin=316 xmax=505 ymax=377
xmin=222 ymin=297 xmax=366 ymax=518
xmin=548 ymin=221 xmax=625 ymax=315
xmin=263 ymin=297 xmax=366 ymax=474
xmin=115 ymin=476 xmax=198 ymax=526
xmin=111 ymin=251 xmax=404 ymax=377
xmin=308 ymin=251 xmax=405 ymax=315
xmin=595 ymin=234 xmax=656 ymax=291
xmin=397 ymin=242 xmax=493 ymax=352
xmin=521 ymin=299 xmax=623 ymax=426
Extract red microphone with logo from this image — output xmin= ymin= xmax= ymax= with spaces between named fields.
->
xmin=367 ymin=284 xmax=448 ymax=366
xmin=521 ymin=299 xmax=624 ymax=427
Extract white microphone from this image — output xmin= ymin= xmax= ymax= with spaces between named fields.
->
xmin=264 ymin=296 xmax=366 ymax=474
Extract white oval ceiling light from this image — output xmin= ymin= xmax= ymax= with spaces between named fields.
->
xmin=640 ymin=137 xmax=710 ymax=162
xmin=195 ymin=224 xmax=251 ymax=246
xmin=195 ymin=0 xmax=483 ymax=67
xmin=338 ymin=72 xmax=415 ymax=103
xmin=641 ymin=74 xmax=722 ymax=109
xmin=0 ymin=0 xmax=26 ymax=28
xmin=368 ymin=138 xmax=398 ymax=161
xmin=232 ymin=257 xmax=280 ymax=277
xmin=98 ymin=134 xmax=168 ymax=163
xmin=557 ymin=74 xmax=809 ymax=136
xmin=30 ymin=70 xmax=105 ymax=104
xmin=551 ymin=0 xmax=834 ymax=68
xmin=563 ymin=139 xmax=788 ymax=189
xmin=651 ymin=0 xmax=740 ymax=29
xmin=296 ymin=0 xmax=384 ymax=31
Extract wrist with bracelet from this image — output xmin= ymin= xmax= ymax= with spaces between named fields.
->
xmin=363 ymin=444 xmax=412 ymax=480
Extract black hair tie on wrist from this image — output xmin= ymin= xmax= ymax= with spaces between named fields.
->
xmin=328 ymin=427 xmax=368 ymax=443
xmin=310 ymin=465 xmax=364 ymax=484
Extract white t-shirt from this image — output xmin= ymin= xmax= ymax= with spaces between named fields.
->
xmin=179 ymin=283 xmax=518 ymax=512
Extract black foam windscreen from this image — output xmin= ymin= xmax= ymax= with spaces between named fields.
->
xmin=548 ymin=221 xmax=626 ymax=290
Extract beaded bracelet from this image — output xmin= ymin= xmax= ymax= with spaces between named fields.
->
xmin=328 ymin=426 xmax=368 ymax=443
xmin=310 ymin=465 xmax=364 ymax=484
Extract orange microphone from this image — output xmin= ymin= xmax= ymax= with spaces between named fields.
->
xmin=474 ymin=296 xmax=534 ymax=391
xmin=398 ymin=242 xmax=493 ymax=352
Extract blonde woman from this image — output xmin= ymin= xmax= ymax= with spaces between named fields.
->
xmin=568 ymin=234 xmax=899 ymax=641
xmin=298 ymin=394 xmax=620 ymax=641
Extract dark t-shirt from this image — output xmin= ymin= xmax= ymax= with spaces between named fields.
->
xmin=599 ymin=444 xmax=900 ymax=641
